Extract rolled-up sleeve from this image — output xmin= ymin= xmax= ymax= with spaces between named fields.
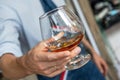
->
xmin=0 ymin=5 xmax=23 ymax=57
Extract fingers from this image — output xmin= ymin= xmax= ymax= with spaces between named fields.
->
xmin=39 ymin=46 xmax=81 ymax=62
xmin=41 ymin=59 xmax=69 ymax=76
xmin=40 ymin=66 xmax=65 ymax=78
xmin=102 ymin=61 xmax=108 ymax=76
xmin=38 ymin=51 xmax=71 ymax=62
xmin=46 ymin=67 xmax=65 ymax=77
xmin=38 ymin=56 xmax=70 ymax=70
xmin=32 ymin=39 xmax=81 ymax=77
xmin=35 ymin=58 xmax=68 ymax=77
xmin=96 ymin=59 xmax=108 ymax=76
xmin=97 ymin=62 xmax=104 ymax=75
xmin=70 ymin=46 xmax=81 ymax=58
xmin=37 ymin=46 xmax=81 ymax=69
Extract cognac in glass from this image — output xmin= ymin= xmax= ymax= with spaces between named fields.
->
xmin=39 ymin=6 xmax=91 ymax=70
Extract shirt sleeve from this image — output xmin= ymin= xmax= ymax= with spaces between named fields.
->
xmin=0 ymin=5 xmax=23 ymax=57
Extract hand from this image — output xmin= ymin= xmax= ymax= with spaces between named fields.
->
xmin=92 ymin=52 xmax=108 ymax=76
xmin=17 ymin=40 xmax=81 ymax=77
xmin=81 ymin=37 xmax=108 ymax=76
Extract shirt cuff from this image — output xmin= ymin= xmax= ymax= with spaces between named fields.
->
xmin=0 ymin=43 xmax=23 ymax=57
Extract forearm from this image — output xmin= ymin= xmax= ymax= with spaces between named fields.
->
xmin=82 ymin=38 xmax=108 ymax=76
xmin=81 ymin=37 xmax=96 ymax=54
xmin=0 ymin=53 xmax=31 ymax=79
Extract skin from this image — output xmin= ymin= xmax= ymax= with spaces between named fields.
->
xmin=0 ymin=38 xmax=81 ymax=79
xmin=81 ymin=37 xmax=108 ymax=76
xmin=0 ymin=35 xmax=108 ymax=79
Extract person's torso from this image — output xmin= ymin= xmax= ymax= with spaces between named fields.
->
xmin=0 ymin=0 xmax=65 ymax=50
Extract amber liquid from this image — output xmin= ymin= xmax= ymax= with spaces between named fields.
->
xmin=48 ymin=33 xmax=84 ymax=52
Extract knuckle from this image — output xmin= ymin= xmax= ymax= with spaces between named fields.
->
xmin=47 ymin=75 xmax=54 ymax=78
xmin=47 ymin=54 xmax=57 ymax=61
xmin=38 ymin=65 xmax=45 ymax=70
xmin=47 ymin=55 xmax=52 ymax=61
xmin=43 ymin=71 xmax=50 ymax=75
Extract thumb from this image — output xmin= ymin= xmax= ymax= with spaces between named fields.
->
xmin=37 ymin=37 xmax=55 ymax=51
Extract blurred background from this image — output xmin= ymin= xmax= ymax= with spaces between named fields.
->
xmin=66 ymin=0 xmax=120 ymax=80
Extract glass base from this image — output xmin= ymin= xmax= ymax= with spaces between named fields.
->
xmin=65 ymin=54 xmax=91 ymax=70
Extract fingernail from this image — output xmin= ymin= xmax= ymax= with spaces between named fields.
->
xmin=75 ymin=47 xmax=81 ymax=54
xmin=64 ymin=51 xmax=70 ymax=56
xmin=66 ymin=57 xmax=70 ymax=60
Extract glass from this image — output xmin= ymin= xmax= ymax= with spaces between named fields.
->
xmin=39 ymin=6 xmax=91 ymax=70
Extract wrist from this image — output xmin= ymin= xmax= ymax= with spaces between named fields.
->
xmin=16 ymin=55 xmax=33 ymax=75
xmin=0 ymin=53 xmax=32 ymax=79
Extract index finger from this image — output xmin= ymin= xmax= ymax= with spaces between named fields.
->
xmin=70 ymin=46 xmax=81 ymax=58
xmin=38 ymin=51 xmax=71 ymax=62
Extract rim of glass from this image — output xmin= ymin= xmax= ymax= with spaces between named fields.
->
xmin=39 ymin=5 xmax=66 ymax=19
